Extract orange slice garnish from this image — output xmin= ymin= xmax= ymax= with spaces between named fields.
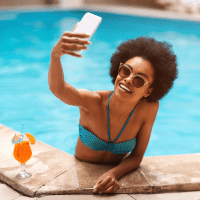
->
xmin=25 ymin=133 xmax=35 ymax=144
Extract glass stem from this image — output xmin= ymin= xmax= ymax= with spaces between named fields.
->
xmin=21 ymin=164 xmax=26 ymax=173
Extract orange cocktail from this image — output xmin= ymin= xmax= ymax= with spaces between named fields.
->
xmin=12 ymin=132 xmax=35 ymax=178
xmin=13 ymin=141 xmax=32 ymax=164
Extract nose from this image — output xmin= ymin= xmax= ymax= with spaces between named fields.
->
xmin=124 ymin=74 xmax=134 ymax=85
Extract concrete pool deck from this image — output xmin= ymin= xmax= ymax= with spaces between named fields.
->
xmin=81 ymin=3 xmax=200 ymax=22
xmin=0 ymin=123 xmax=200 ymax=199
xmin=2 ymin=2 xmax=200 ymax=22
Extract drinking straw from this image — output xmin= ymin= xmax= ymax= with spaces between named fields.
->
xmin=21 ymin=120 xmax=27 ymax=136
xmin=21 ymin=118 xmax=35 ymax=136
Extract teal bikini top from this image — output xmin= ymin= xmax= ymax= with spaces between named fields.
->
xmin=79 ymin=91 xmax=136 ymax=155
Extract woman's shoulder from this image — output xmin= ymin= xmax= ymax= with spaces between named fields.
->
xmin=138 ymin=98 xmax=159 ymax=122
xmin=92 ymin=90 xmax=113 ymax=101
xmin=80 ymin=90 xmax=112 ymax=110
xmin=94 ymin=90 xmax=112 ymax=95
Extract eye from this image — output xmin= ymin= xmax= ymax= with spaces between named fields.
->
xmin=119 ymin=65 xmax=130 ymax=77
xmin=133 ymin=76 xmax=145 ymax=88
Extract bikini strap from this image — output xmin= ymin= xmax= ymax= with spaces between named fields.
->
xmin=107 ymin=92 xmax=114 ymax=143
xmin=107 ymin=91 xmax=135 ymax=144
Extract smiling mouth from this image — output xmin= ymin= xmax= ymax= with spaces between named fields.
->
xmin=119 ymin=84 xmax=132 ymax=93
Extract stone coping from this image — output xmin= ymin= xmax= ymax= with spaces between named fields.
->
xmin=1 ymin=3 xmax=200 ymax=22
xmin=0 ymin=124 xmax=200 ymax=197
xmin=80 ymin=4 xmax=200 ymax=22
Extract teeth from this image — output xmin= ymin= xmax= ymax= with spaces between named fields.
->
xmin=120 ymin=84 xmax=131 ymax=93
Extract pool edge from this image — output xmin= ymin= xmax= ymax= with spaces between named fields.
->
xmin=1 ymin=4 xmax=200 ymax=22
xmin=0 ymin=123 xmax=200 ymax=197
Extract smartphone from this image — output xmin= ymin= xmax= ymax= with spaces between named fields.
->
xmin=72 ymin=12 xmax=102 ymax=54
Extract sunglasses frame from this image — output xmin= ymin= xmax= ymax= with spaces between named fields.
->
xmin=118 ymin=63 xmax=149 ymax=88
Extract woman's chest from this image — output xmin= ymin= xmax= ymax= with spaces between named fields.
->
xmin=79 ymin=104 xmax=143 ymax=143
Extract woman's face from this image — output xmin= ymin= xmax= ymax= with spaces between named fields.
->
xmin=114 ymin=56 xmax=155 ymax=103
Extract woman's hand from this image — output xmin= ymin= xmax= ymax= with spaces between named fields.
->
xmin=93 ymin=171 xmax=120 ymax=194
xmin=51 ymin=22 xmax=92 ymax=58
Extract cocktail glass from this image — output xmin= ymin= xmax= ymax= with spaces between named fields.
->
xmin=12 ymin=120 xmax=35 ymax=178
xmin=13 ymin=133 xmax=33 ymax=178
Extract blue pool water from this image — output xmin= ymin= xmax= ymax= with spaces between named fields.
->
xmin=1 ymin=9 xmax=200 ymax=157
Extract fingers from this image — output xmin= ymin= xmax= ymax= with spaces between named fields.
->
xmin=62 ymin=42 xmax=88 ymax=50
xmin=63 ymin=36 xmax=91 ymax=45
xmin=95 ymin=176 xmax=119 ymax=194
xmin=58 ymin=29 xmax=92 ymax=58
xmin=112 ymin=183 xmax=120 ymax=193
xmin=99 ymin=182 xmax=119 ymax=194
xmin=60 ymin=33 xmax=91 ymax=58
xmin=52 ymin=28 xmax=91 ymax=58
xmin=63 ymin=31 xmax=90 ymax=38
xmin=95 ymin=176 xmax=111 ymax=191
xmin=61 ymin=43 xmax=87 ymax=58
xmin=58 ymin=33 xmax=91 ymax=58
xmin=99 ymin=178 xmax=115 ymax=191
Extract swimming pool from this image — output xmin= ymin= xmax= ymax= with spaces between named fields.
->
xmin=1 ymin=9 xmax=200 ymax=157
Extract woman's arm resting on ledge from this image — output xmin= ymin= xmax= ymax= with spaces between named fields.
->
xmin=94 ymin=101 xmax=159 ymax=194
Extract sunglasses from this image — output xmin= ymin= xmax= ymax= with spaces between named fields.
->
xmin=118 ymin=63 xmax=149 ymax=88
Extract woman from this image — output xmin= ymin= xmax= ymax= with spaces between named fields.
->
xmin=48 ymin=25 xmax=178 ymax=194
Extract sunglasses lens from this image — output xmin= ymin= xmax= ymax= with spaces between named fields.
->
xmin=119 ymin=64 xmax=146 ymax=88
xmin=119 ymin=65 xmax=130 ymax=78
xmin=133 ymin=76 xmax=145 ymax=88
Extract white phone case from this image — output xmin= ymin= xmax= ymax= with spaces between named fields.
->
xmin=72 ymin=12 xmax=102 ymax=54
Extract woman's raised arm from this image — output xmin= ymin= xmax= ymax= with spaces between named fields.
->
xmin=48 ymin=26 xmax=100 ymax=111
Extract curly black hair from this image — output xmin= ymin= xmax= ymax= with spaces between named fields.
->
xmin=110 ymin=37 xmax=178 ymax=102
